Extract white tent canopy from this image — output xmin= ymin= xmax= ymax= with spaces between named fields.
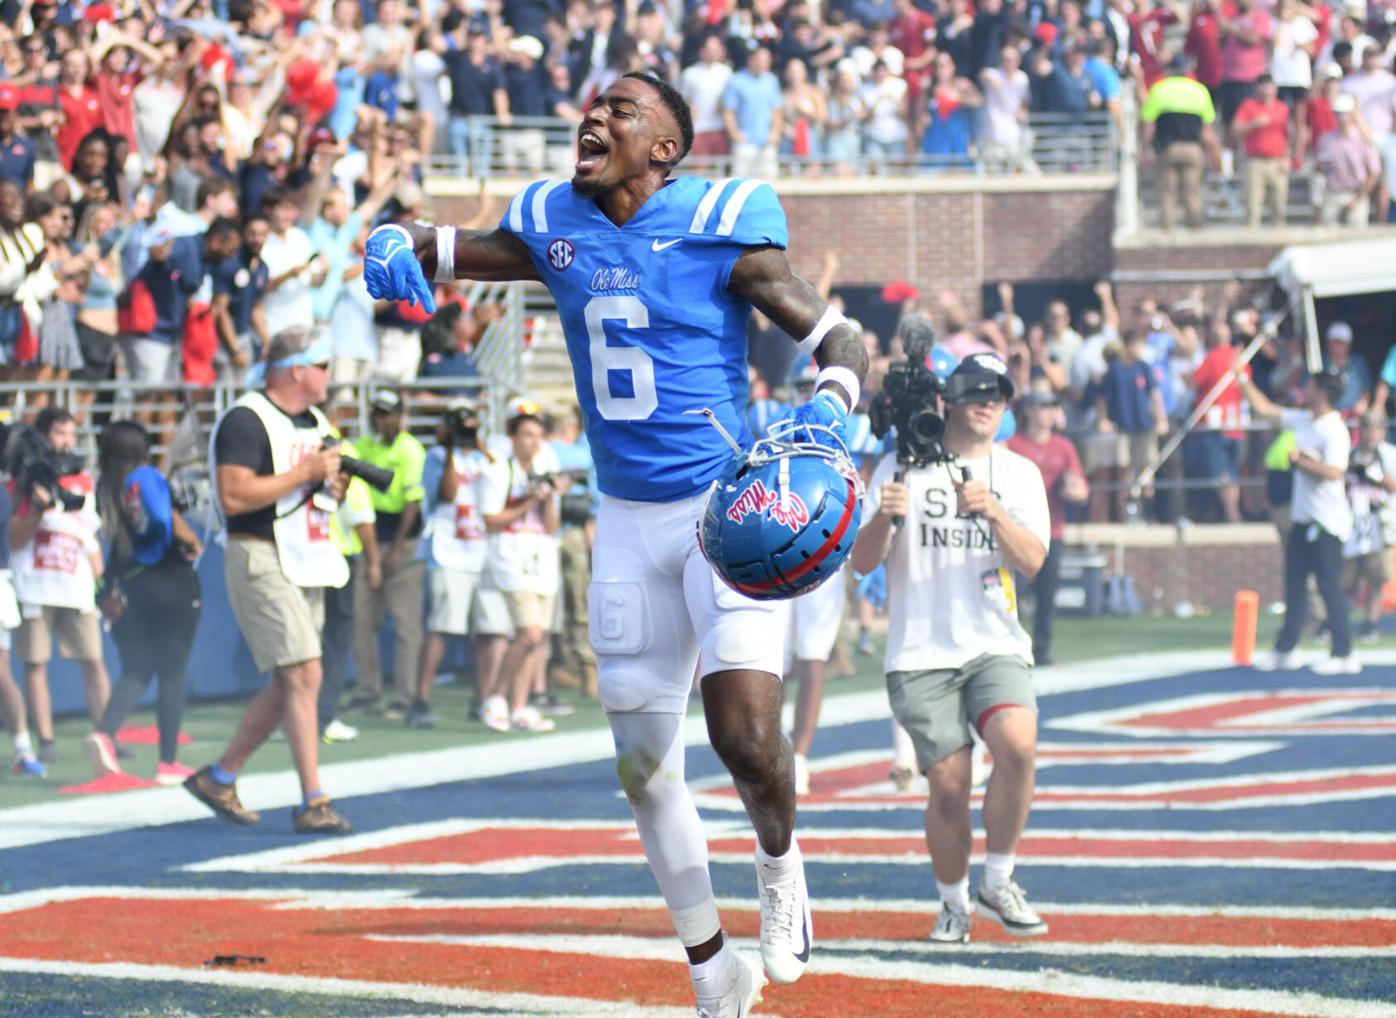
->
xmin=1268 ymin=238 xmax=1396 ymax=299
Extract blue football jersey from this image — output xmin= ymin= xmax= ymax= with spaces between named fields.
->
xmin=500 ymin=176 xmax=789 ymax=502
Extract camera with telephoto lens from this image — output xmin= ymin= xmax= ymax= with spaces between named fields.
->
xmin=530 ymin=467 xmax=594 ymax=525
xmin=443 ymin=405 xmax=480 ymax=446
xmin=870 ymin=360 xmax=948 ymax=469
xmin=322 ymin=438 xmax=395 ymax=492
xmin=3 ymin=424 xmax=87 ymax=511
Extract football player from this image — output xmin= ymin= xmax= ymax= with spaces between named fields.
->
xmin=365 ymin=73 xmax=867 ymax=1014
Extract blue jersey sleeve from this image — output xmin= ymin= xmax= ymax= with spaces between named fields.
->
xmin=686 ymin=178 xmax=788 ymax=249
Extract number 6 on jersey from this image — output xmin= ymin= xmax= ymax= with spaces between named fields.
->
xmin=585 ymin=295 xmax=658 ymax=421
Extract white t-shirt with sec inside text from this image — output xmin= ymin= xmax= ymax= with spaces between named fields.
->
xmin=864 ymin=446 xmax=1051 ymax=674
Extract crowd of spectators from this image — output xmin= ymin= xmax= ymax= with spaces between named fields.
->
xmin=1140 ymin=0 xmax=1396 ymax=227
xmin=751 ymin=276 xmax=1396 ymax=533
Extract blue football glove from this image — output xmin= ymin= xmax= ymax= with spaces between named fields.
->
xmin=786 ymin=390 xmax=850 ymax=449
xmin=364 ymin=224 xmax=436 ymax=314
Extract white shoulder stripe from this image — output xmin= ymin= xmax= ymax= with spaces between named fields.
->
xmin=689 ymin=177 xmax=736 ymax=234
xmin=715 ymin=179 xmax=766 ymax=237
xmin=506 ymin=187 xmax=528 ymax=233
xmin=530 ymin=179 xmax=567 ymax=233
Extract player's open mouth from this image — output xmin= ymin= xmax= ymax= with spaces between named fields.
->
xmin=576 ymin=130 xmax=608 ymax=173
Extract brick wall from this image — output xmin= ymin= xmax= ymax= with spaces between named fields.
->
xmin=1062 ymin=525 xmax=1284 ymax=614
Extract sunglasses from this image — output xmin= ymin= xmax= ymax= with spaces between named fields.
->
xmin=513 ymin=400 xmax=542 ymax=415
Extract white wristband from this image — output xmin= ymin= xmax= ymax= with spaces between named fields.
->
xmin=794 ymin=305 xmax=848 ymax=356
xmin=815 ymin=365 xmax=860 ymax=414
xmin=433 ymin=226 xmax=457 ymax=283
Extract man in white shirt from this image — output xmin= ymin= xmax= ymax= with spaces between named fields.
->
xmin=978 ymin=45 xmax=1034 ymax=173
xmin=680 ymin=34 xmax=734 ymax=160
xmin=851 ymin=353 xmax=1051 ymax=945
xmin=1242 ymin=370 xmax=1358 ymax=673
xmin=258 ymin=187 xmax=327 ymax=340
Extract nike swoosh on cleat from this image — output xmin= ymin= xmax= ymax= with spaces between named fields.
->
xmin=651 ymin=238 xmax=681 ymax=251
xmin=794 ymin=913 xmax=811 ymax=964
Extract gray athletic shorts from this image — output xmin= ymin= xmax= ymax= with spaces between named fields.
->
xmin=887 ymin=653 xmax=1035 ymax=772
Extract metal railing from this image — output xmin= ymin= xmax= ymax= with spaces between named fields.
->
xmin=425 ymin=111 xmax=1119 ymax=179
xmin=0 ymin=376 xmax=506 ymax=467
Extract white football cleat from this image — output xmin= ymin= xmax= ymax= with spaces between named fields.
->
xmin=1311 ymin=655 xmax=1362 ymax=675
xmin=1253 ymin=649 xmax=1302 ymax=672
xmin=756 ymin=846 xmax=812 ymax=984
xmin=928 ymin=903 xmax=972 ymax=944
xmin=694 ymin=951 xmax=764 ymax=1018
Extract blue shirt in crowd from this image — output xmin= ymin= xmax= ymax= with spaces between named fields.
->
xmin=722 ymin=68 xmax=783 ymax=146
xmin=1103 ymin=358 xmax=1157 ymax=433
xmin=142 ymin=236 xmax=205 ymax=345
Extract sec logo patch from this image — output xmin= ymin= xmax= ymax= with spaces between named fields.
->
xmin=547 ymin=238 xmax=575 ymax=271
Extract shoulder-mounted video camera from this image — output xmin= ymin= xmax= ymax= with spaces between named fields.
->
xmin=869 ymin=359 xmax=949 ymax=469
xmin=2 ymin=424 xmax=87 ymax=512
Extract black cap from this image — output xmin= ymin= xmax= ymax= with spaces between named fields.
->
xmin=946 ymin=352 xmax=1015 ymax=404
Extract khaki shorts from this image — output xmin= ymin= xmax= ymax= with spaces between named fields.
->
xmin=15 ymin=604 xmax=102 ymax=664
xmin=887 ymin=653 xmax=1036 ymax=772
xmin=426 ymin=566 xmax=514 ymax=637
xmin=504 ymin=590 xmax=554 ymax=632
xmin=225 ymin=539 xmax=325 ymax=673
xmin=1344 ymin=550 xmax=1392 ymax=591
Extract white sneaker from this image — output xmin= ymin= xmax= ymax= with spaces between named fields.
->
xmin=83 ymin=732 xmax=121 ymax=779
xmin=928 ymin=903 xmax=972 ymax=944
xmin=756 ymin=846 xmax=812 ymax=984
xmin=889 ymin=763 xmax=915 ymax=793
xmin=793 ymin=753 xmax=810 ymax=796
xmin=694 ymin=951 xmax=764 ymax=1018
xmin=480 ymin=696 xmax=511 ymax=733
xmin=1311 ymin=655 xmax=1362 ymax=675
xmin=976 ymin=880 xmax=1048 ymax=936
xmin=1253 ymin=649 xmax=1301 ymax=672
xmin=322 ymin=719 xmax=359 ymax=743
xmin=510 ymin=705 xmax=556 ymax=732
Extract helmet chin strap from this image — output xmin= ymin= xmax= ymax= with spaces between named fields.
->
xmin=685 ymin=407 xmax=744 ymax=455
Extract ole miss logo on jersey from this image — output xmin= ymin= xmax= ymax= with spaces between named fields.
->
xmin=725 ymin=479 xmax=810 ymax=532
xmin=546 ymin=238 xmax=575 ymax=271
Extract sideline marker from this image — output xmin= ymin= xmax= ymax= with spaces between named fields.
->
xmin=1232 ymin=589 xmax=1259 ymax=666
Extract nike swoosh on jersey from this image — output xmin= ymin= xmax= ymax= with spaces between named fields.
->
xmin=650 ymin=238 xmax=681 ymax=252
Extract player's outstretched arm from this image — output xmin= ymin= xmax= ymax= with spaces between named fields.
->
xmin=364 ymin=223 xmax=540 ymax=313
xmin=729 ymin=246 xmax=868 ymax=416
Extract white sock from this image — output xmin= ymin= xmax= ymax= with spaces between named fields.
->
xmin=689 ymin=940 xmax=734 ymax=985
xmin=13 ymin=731 xmax=33 ymax=756
xmin=936 ymin=877 xmax=970 ymax=912
xmin=756 ymin=836 xmax=801 ymax=883
xmin=983 ymin=852 xmax=1015 ymax=892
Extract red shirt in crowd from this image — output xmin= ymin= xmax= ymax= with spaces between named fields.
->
xmin=891 ymin=8 xmax=937 ymax=89
xmin=1191 ymin=345 xmax=1250 ymax=440
xmin=1234 ymin=95 xmax=1290 ymax=157
xmin=1307 ymin=94 xmax=1337 ymax=152
xmin=1220 ymin=6 xmax=1273 ymax=84
xmin=1131 ymin=6 xmax=1179 ymax=86
xmin=57 ymin=84 xmax=104 ymax=171
xmin=94 ymin=68 xmax=140 ymax=149
xmin=1005 ymin=433 xmax=1084 ymax=541
xmin=1185 ymin=9 xmax=1224 ymax=90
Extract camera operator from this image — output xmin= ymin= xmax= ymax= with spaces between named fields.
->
xmin=478 ymin=403 xmax=569 ymax=733
xmin=344 ymin=391 xmax=426 ymax=719
xmin=9 ymin=407 xmax=111 ymax=765
xmin=1241 ymin=370 xmax=1357 ymax=674
xmin=185 ymin=326 xmax=352 ymax=835
xmin=1342 ymin=411 xmax=1396 ymax=644
xmin=851 ymin=353 xmax=1051 ymax=945
xmin=413 ymin=399 xmax=510 ymax=728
